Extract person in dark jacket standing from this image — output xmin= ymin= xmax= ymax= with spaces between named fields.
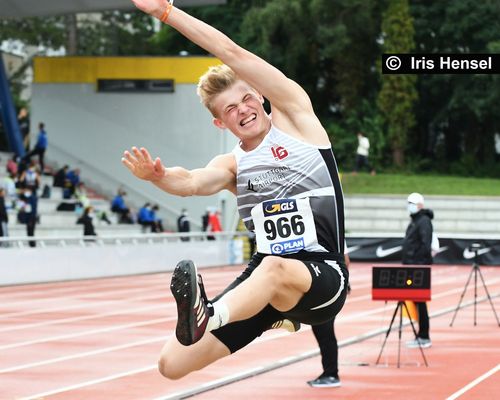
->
xmin=402 ymin=192 xmax=433 ymax=348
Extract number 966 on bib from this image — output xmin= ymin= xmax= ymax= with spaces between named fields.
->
xmin=251 ymin=198 xmax=319 ymax=255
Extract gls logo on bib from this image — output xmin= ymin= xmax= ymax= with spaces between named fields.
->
xmin=263 ymin=199 xmax=297 ymax=217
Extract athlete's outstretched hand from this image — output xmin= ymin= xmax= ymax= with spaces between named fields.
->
xmin=130 ymin=0 xmax=166 ymax=19
xmin=122 ymin=146 xmax=165 ymax=182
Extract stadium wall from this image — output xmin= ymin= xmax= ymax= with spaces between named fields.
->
xmin=0 ymin=239 xmax=243 ymax=285
xmin=30 ymin=56 xmax=239 ymax=230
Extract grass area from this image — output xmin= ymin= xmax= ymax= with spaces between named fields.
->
xmin=340 ymin=172 xmax=500 ymax=196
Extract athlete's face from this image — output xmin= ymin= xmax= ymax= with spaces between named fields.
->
xmin=211 ymin=80 xmax=270 ymax=146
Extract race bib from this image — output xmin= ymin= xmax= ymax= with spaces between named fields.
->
xmin=251 ymin=198 xmax=318 ymax=255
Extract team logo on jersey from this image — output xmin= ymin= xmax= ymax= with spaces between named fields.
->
xmin=271 ymin=146 xmax=289 ymax=161
xmin=246 ymin=179 xmax=257 ymax=192
xmin=263 ymin=198 xmax=297 ymax=216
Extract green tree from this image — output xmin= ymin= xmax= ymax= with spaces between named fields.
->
xmin=411 ymin=0 xmax=500 ymax=176
xmin=377 ymin=0 xmax=417 ymax=167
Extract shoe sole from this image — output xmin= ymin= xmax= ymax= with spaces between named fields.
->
xmin=406 ymin=344 xmax=432 ymax=349
xmin=171 ymin=260 xmax=198 ymax=346
xmin=307 ymin=382 xmax=341 ymax=388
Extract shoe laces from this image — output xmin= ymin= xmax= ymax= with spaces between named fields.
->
xmin=270 ymin=320 xmax=284 ymax=329
xmin=197 ymin=274 xmax=213 ymax=316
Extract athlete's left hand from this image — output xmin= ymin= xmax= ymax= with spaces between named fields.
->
xmin=122 ymin=146 xmax=165 ymax=182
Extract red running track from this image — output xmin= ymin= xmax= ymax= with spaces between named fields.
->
xmin=0 ymin=262 xmax=499 ymax=399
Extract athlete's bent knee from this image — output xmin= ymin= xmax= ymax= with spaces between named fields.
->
xmin=158 ymin=355 xmax=187 ymax=380
xmin=257 ymin=256 xmax=284 ymax=285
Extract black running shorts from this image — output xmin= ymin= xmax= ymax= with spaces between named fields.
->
xmin=210 ymin=251 xmax=348 ymax=353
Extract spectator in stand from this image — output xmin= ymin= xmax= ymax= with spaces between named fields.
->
xmin=65 ymin=168 xmax=81 ymax=198
xmin=23 ymin=122 xmax=48 ymax=174
xmin=53 ymin=165 xmax=69 ymax=188
xmin=111 ymin=189 xmax=133 ymax=224
xmin=18 ymin=161 xmax=41 ymax=195
xmin=177 ymin=208 xmax=190 ymax=241
xmin=201 ymin=207 xmax=213 ymax=240
xmin=151 ymin=204 xmax=164 ymax=232
xmin=18 ymin=108 xmax=30 ymax=151
xmin=17 ymin=187 xmax=38 ymax=247
xmin=6 ymin=155 xmax=18 ymax=177
xmin=1 ymin=173 xmax=17 ymax=209
xmin=138 ymin=202 xmax=154 ymax=232
xmin=74 ymin=182 xmax=91 ymax=209
xmin=77 ymin=206 xmax=97 ymax=239
xmin=0 ymin=188 xmax=8 ymax=244
xmin=208 ymin=208 xmax=222 ymax=238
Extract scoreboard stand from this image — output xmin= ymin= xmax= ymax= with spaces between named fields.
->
xmin=372 ymin=265 xmax=431 ymax=368
xmin=375 ymin=300 xmax=428 ymax=368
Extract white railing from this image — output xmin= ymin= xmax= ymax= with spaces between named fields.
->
xmin=0 ymin=230 xmax=251 ymax=249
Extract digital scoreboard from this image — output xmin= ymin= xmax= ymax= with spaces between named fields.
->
xmin=372 ymin=265 xmax=431 ymax=301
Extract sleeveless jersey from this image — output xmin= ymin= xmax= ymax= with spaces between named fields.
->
xmin=232 ymin=124 xmax=345 ymax=255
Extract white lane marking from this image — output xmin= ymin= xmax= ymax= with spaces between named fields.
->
xmin=0 ymin=273 xmax=169 ymax=300
xmin=0 ymin=302 xmax=169 ymax=333
xmin=17 ymin=329 xmax=305 ymax=400
xmin=445 ymin=363 xmax=500 ymax=400
xmin=0 ymin=317 xmax=170 ymax=351
xmin=0 ymin=273 xmax=234 ymax=318
xmin=0 ymin=336 xmax=167 ymax=374
xmin=18 ymin=365 xmax=158 ymax=400
xmin=0 ymin=281 xmax=229 ymax=333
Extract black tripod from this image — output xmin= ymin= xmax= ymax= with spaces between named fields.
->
xmin=450 ymin=246 xmax=500 ymax=327
xmin=376 ymin=301 xmax=428 ymax=368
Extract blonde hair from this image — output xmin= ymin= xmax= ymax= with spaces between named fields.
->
xmin=197 ymin=64 xmax=238 ymax=116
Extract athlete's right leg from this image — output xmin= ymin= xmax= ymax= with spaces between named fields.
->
xmin=158 ymin=332 xmax=230 ymax=379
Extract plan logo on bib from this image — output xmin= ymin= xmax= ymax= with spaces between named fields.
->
xmin=263 ymin=198 xmax=297 ymax=217
xmin=271 ymin=238 xmax=305 ymax=255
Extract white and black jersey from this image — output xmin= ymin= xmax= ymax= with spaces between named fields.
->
xmin=232 ymin=124 xmax=345 ymax=256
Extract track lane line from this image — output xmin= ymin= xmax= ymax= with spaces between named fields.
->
xmin=445 ymin=363 xmax=500 ymax=400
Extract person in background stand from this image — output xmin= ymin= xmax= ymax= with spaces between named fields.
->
xmin=77 ymin=206 xmax=97 ymax=239
xmin=111 ymin=189 xmax=133 ymax=224
xmin=18 ymin=188 xmax=38 ymax=247
xmin=18 ymin=107 xmax=30 ymax=152
xmin=138 ymin=202 xmax=154 ymax=232
xmin=0 ymin=188 xmax=8 ymax=245
xmin=177 ymin=208 xmax=190 ymax=241
xmin=65 ymin=168 xmax=81 ymax=198
xmin=53 ymin=165 xmax=69 ymax=188
xmin=23 ymin=122 xmax=48 ymax=174
xmin=6 ymin=155 xmax=18 ymax=177
xmin=202 ymin=207 xmax=214 ymax=240
xmin=18 ymin=161 xmax=41 ymax=195
xmin=403 ymin=192 xmax=433 ymax=349
xmin=151 ymin=204 xmax=164 ymax=232
xmin=208 ymin=208 xmax=222 ymax=238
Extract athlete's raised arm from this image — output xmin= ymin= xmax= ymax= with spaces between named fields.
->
xmin=130 ymin=0 xmax=325 ymax=139
xmin=122 ymin=147 xmax=236 ymax=196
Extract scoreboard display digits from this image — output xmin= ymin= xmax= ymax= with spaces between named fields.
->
xmin=372 ymin=266 xmax=431 ymax=301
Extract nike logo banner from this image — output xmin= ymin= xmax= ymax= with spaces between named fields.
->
xmin=346 ymin=237 xmax=500 ymax=265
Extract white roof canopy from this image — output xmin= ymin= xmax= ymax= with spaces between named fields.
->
xmin=0 ymin=0 xmax=225 ymax=19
